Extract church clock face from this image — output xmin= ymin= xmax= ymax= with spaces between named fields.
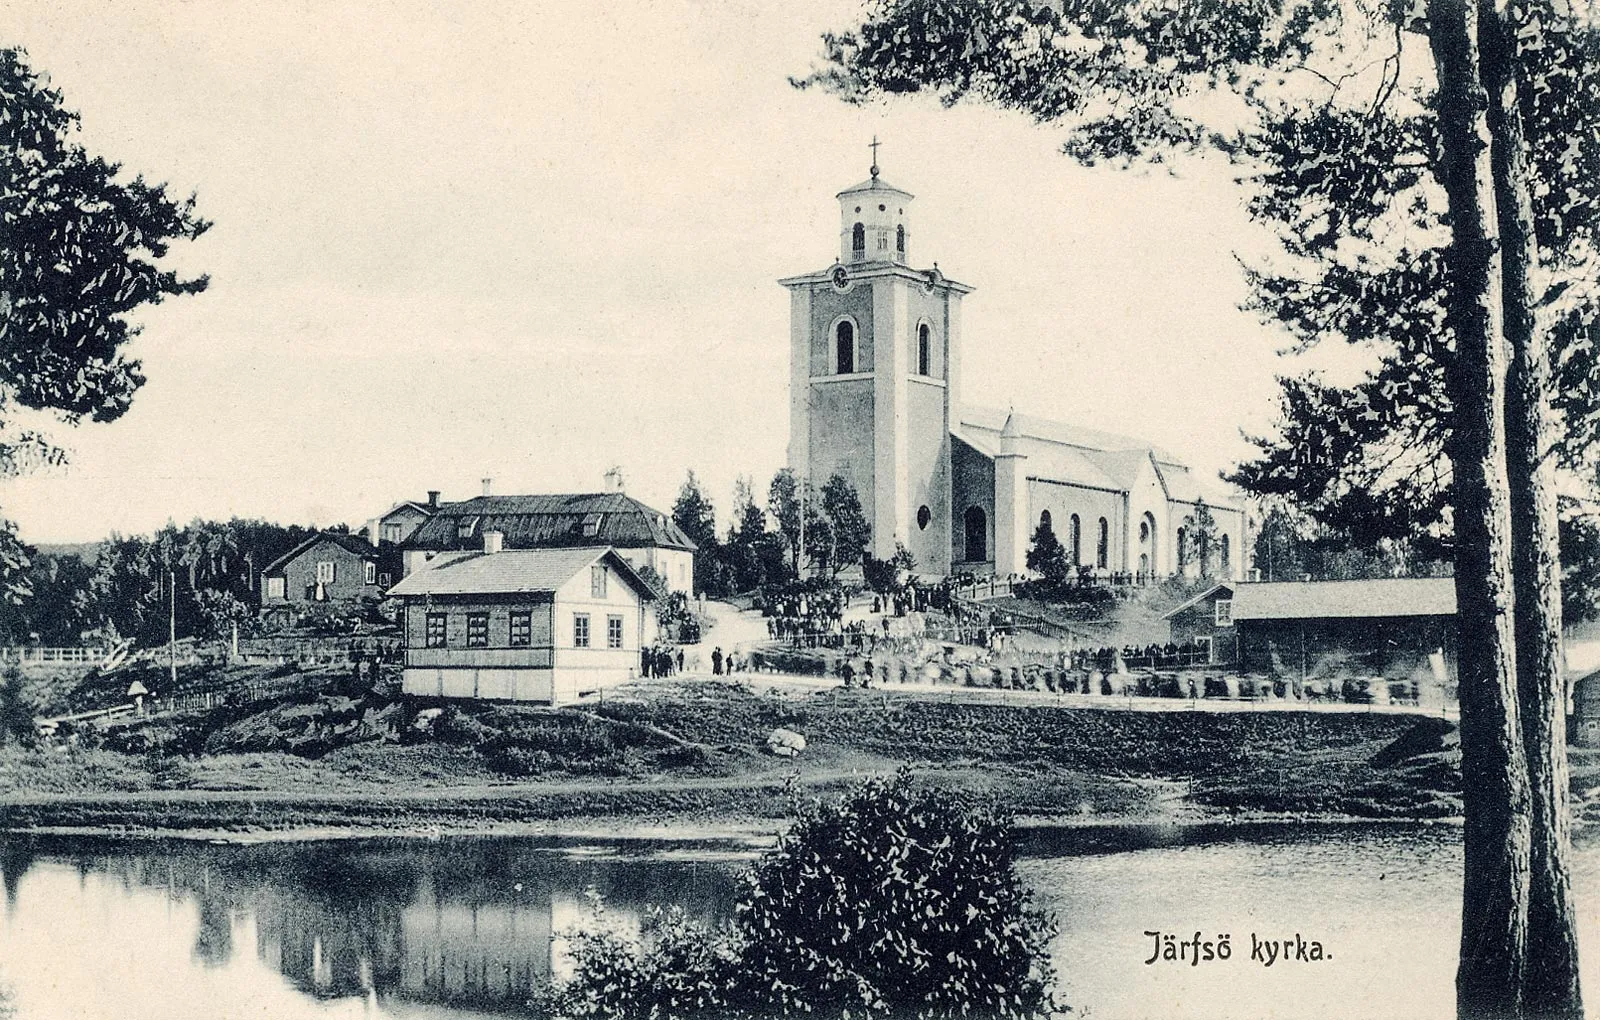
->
xmin=830 ymin=265 xmax=851 ymax=292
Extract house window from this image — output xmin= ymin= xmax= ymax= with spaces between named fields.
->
xmin=316 ymin=561 xmax=336 ymax=584
xmin=574 ymin=613 xmax=591 ymax=648
xmin=582 ymin=513 xmax=602 ymax=538
xmin=591 ymin=565 xmax=608 ymax=598
xmin=836 ymin=320 xmax=855 ymax=374
xmin=425 ymin=613 xmax=447 ymax=648
xmin=1196 ymin=635 xmax=1213 ymax=661
xmin=1215 ymin=599 xmax=1234 ymax=627
xmin=457 ymin=518 xmax=475 ymax=540
xmin=917 ymin=323 xmax=931 ymax=376
xmin=466 ymin=613 xmax=489 ymax=648
xmin=607 ymin=615 xmax=624 ymax=649
xmin=364 ymin=562 xmax=377 ymax=584
xmin=1096 ymin=518 xmax=1109 ymax=569
xmin=509 ymin=611 xmax=532 ymax=647
xmin=851 ymin=222 xmax=865 ymax=254
xmin=383 ymin=523 xmax=402 ymax=543
xmin=265 ymin=576 xmax=286 ymax=599
xmin=378 ymin=572 xmax=392 ymax=587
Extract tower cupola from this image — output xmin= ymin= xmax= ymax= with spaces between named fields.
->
xmin=837 ymin=137 xmax=913 ymax=265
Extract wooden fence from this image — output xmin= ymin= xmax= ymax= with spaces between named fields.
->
xmin=0 ymin=646 xmax=109 ymax=667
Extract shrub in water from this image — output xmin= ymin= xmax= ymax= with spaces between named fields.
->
xmin=554 ymin=774 xmax=1060 ymax=1019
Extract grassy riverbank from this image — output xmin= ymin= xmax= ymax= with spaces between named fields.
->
xmin=0 ymin=670 xmax=1505 ymax=837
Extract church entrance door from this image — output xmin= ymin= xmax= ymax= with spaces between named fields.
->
xmin=964 ymin=507 xmax=987 ymax=565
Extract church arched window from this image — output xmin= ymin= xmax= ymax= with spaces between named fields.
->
xmin=1070 ymin=514 xmax=1082 ymax=566
xmin=918 ymin=323 xmax=932 ymax=376
xmin=835 ymin=320 xmax=856 ymax=374
xmin=964 ymin=506 xmax=987 ymax=564
xmin=1096 ymin=517 xmax=1109 ymax=569
xmin=1039 ymin=509 xmax=1052 ymax=532
xmin=896 ymin=223 xmax=905 ymax=253
xmin=1177 ymin=527 xmax=1187 ymax=571
xmin=1221 ymin=534 xmax=1231 ymax=572
xmin=851 ymin=222 xmax=865 ymax=255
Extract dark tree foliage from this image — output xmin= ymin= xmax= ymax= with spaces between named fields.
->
xmin=554 ymin=775 xmax=1059 ymax=1019
xmin=820 ymin=473 xmax=871 ymax=575
xmin=0 ymin=48 xmax=209 ymax=598
xmin=1025 ymin=515 xmax=1069 ymax=584
xmin=672 ymin=471 xmax=726 ymax=595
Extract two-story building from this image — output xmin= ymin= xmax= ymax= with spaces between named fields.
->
xmin=400 ymin=477 xmax=696 ymax=595
xmin=385 ymin=536 xmax=657 ymax=704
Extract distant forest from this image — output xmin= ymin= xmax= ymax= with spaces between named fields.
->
xmin=0 ymin=519 xmax=346 ymax=647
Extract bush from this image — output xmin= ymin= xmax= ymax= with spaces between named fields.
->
xmin=554 ymin=774 xmax=1061 ymax=1019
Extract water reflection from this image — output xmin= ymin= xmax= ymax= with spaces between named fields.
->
xmin=1 ymin=826 xmax=1596 ymax=1020
xmin=0 ymin=836 xmax=742 ymax=1018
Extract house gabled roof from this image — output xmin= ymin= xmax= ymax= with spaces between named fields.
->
xmin=1230 ymin=578 xmax=1457 ymax=621
xmin=1160 ymin=583 xmax=1235 ymax=621
xmin=381 ymin=500 xmax=436 ymax=520
xmin=262 ymin=532 xmax=380 ymax=576
xmin=403 ymin=493 xmax=697 ymax=553
xmin=385 ymin=547 xmax=658 ymax=601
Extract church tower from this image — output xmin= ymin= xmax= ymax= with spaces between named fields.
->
xmin=780 ymin=145 xmax=972 ymax=574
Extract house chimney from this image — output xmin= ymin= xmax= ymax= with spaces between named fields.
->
xmin=427 ymin=490 xmax=440 ymax=509
xmin=483 ymin=530 xmax=503 ymax=554
xmin=604 ymin=466 xmax=625 ymax=493
xmin=366 ymin=519 xmax=381 ymax=547
xmin=482 ymin=477 xmax=493 ymax=497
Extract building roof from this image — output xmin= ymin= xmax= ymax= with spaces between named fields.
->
xmin=262 ymin=532 xmax=380 ymax=575
xmin=955 ymin=405 xmax=1241 ymax=507
xmin=385 ymin=547 xmax=657 ymax=601
xmin=403 ymin=493 xmax=698 ymax=553
xmin=837 ymin=175 xmax=913 ymax=199
xmin=381 ymin=500 xmax=436 ymax=520
xmin=1160 ymin=583 xmax=1235 ymax=621
xmin=1229 ymin=578 xmax=1457 ymax=621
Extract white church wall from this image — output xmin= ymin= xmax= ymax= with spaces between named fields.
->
xmin=951 ymin=436 xmax=995 ymax=570
xmin=1024 ymin=480 xmax=1122 ymax=570
xmin=906 ymin=379 xmax=951 ymax=572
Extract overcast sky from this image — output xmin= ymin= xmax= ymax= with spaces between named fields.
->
xmin=2 ymin=0 xmax=1298 ymax=544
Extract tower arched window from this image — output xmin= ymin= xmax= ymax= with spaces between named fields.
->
xmin=835 ymin=320 xmax=856 ymax=375
xmin=851 ymin=222 xmax=865 ymax=255
xmin=1070 ymin=514 xmax=1082 ymax=566
xmin=896 ymin=223 xmax=905 ymax=253
xmin=917 ymin=323 xmax=932 ymax=376
xmin=1096 ymin=517 xmax=1109 ymax=569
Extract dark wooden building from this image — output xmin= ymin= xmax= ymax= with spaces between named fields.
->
xmin=1162 ymin=582 xmax=1237 ymax=663
xmin=260 ymin=532 xmax=398 ymax=622
xmin=1223 ymin=578 xmax=1458 ymax=685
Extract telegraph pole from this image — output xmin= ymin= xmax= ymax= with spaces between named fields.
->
xmin=168 ymin=567 xmax=177 ymax=690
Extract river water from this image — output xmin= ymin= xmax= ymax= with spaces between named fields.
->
xmin=0 ymin=823 xmax=1596 ymax=1020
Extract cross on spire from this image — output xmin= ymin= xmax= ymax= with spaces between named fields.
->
xmin=869 ymin=135 xmax=881 ymax=178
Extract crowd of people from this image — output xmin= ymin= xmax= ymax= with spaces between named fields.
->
xmin=640 ymin=645 xmax=685 ymax=678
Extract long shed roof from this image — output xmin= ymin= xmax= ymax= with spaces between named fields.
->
xmin=1231 ymin=578 xmax=1457 ymax=621
xmin=404 ymin=493 xmax=697 ymax=553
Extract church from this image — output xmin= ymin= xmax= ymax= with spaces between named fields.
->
xmin=780 ymin=153 xmax=1247 ymax=582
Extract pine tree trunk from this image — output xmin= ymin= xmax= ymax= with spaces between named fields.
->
xmin=1427 ymin=1 xmax=1534 ymax=1016
xmin=1478 ymin=2 xmax=1585 ymax=1015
